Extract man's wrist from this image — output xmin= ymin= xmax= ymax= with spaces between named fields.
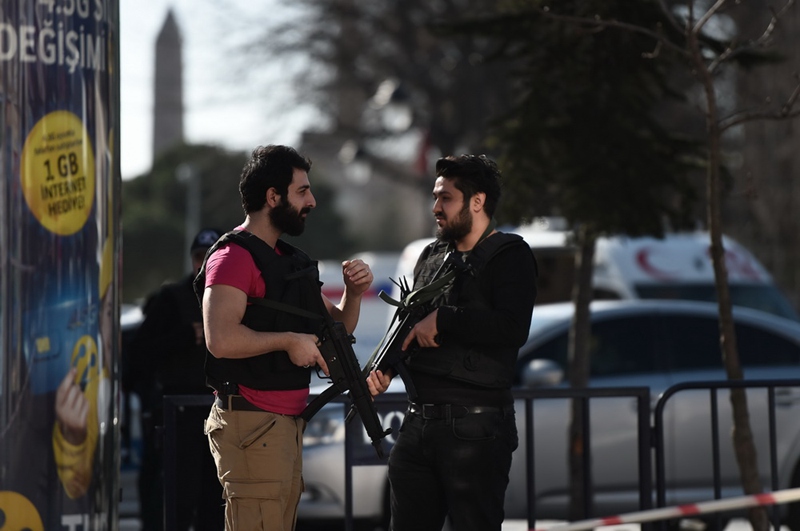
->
xmin=342 ymin=287 xmax=364 ymax=300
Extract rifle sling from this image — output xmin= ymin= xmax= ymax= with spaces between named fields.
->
xmin=247 ymin=296 xmax=324 ymax=321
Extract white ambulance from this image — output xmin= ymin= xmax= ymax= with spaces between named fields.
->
xmin=392 ymin=218 xmax=799 ymax=322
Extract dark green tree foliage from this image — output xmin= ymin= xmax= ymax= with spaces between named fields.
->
xmin=122 ymin=144 xmax=247 ymax=303
xmin=122 ymin=143 xmax=354 ymax=303
xmin=450 ymin=1 xmax=701 ymax=235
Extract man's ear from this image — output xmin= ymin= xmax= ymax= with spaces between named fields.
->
xmin=266 ymin=187 xmax=281 ymax=208
xmin=472 ymin=192 xmax=486 ymax=213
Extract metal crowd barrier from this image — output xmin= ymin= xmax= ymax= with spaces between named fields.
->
xmin=161 ymin=380 xmax=800 ymax=531
xmin=652 ymin=378 xmax=800 ymax=531
xmin=161 ymin=388 xmax=654 ymax=531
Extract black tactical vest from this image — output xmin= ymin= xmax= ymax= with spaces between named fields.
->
xmin=193 ymin=230 xmax=322 ymax=391
xmin=406 ymin=232 xmax=529 ymax=389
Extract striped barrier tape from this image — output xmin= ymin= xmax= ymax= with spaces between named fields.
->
xmin=534 ymin=487 xmax=800 ymax=531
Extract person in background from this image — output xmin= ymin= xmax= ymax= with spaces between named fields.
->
xmin=198 ymin=144 xmax=373 ymax=531
xmin=128 ymin=228 xmax=224 ymax=531
xmin=368 ymin=154 xmax=538 ymax=531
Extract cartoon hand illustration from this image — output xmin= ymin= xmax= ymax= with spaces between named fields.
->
xmin=55 ymin=367 xmax=89 ymax=445
xmin=52 ymin=335 xmax=102 ymax=499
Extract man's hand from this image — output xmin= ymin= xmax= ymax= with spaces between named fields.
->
xmin=55 ymin=368 xmax=89 ymax=445
xmin=402 ymin=309 xmax=440 ymax=350
xmin=286 ymin=333 xmax=330 ymax=376
xmin=342 ymin=259 xmax=373 ymax=297
xmin=367 ymin=369 xmax=392 ymax=397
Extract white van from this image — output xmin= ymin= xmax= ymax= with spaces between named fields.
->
xmin=392 ymin=218 xmax=799 ymax=322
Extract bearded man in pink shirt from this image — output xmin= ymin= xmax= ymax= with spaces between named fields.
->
xmin=196 ymin=144 xmax=374 ymax=531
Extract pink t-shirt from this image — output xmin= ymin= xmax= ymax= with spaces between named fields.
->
xmin=205 ymin=230 xmax=309 ymax=415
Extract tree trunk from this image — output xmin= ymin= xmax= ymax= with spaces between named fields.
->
xmin=568 ymin=225 xmax=597 ymax=521
xmin=688 ymin=23 xmax=769 ymax=531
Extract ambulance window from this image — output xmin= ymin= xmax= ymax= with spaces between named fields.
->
xmin=534 ymin=252 xmax=575 ymax=304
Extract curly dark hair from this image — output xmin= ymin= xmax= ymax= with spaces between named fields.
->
xmin=435 ymin=154 xmax=502 ymax=218
xmin=239 ymin=145 xmax=312 ymax=214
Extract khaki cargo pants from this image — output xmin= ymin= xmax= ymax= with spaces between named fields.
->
xmin=205 ymin=404 xmax=305 ymax=531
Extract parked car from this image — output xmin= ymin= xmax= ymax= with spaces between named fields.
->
xmin=298 ymin=299 xmax=800 ymax=530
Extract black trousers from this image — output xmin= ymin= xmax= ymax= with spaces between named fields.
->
xmin=387 ymin=406 xmax=518 ymax=531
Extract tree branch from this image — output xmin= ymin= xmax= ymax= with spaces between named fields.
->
xmin=709 ymin=0 xmax=795 ymax=72
xmin=720 ymin=77 xmax=800 ymax=131
xmin=536 ymin=7 xmax=689 ymax=57
xmin=693 ymin=0 xmax=728 ymax=36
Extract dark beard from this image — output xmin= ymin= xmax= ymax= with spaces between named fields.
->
xmin=270 ymin=197 xmax=309 ymax=236
xmin=436 ymin=201 xmax=472 ymax=242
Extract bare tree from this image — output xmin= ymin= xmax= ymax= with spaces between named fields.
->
xmin=532 ymin=2 xmax=800 ymax=528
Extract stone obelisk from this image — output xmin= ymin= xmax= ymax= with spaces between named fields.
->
xmin=152 ymin=9 xmax=184 ymax=160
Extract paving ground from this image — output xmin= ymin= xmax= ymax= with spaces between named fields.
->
xmin=117 ymin=516 xmax=765 ymax=531
xmin=116 ymin=468 xmax=772 ymax=531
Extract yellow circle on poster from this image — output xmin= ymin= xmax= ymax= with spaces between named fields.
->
xmin=0 ymin=490 xmax=44 ymax=531
xmin=20 ymin=111 xmax=95 ymax=236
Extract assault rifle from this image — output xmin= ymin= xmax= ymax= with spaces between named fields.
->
xmin=300 ymin=253 xmax=461 ymax=455
xmin=299 ymin=305 xmax=391 ymax=458
xmin=359 ymin=259 xmax=461 ymax=402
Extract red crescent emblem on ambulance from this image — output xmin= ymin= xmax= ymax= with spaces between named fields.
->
xmin=635 ymin=248 xmax=677 ymax=280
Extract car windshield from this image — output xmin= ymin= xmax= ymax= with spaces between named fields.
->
xmin=634 ymin=283 xmax=799 ymax=322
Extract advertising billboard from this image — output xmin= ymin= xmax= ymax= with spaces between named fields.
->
xmin=0 ymin=0 xmax=120 ymax=528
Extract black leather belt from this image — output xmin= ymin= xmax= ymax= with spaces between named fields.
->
xmin=215 ymin=394 xmax=263 ymax=412
xmin=408 ymin=402 xmax=506 ymax=420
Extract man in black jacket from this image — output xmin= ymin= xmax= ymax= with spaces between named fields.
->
xmin=129 ymin=228 xmax=223 ymax=531
xmin=369 ymin=154 xmax=538 ymax=531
